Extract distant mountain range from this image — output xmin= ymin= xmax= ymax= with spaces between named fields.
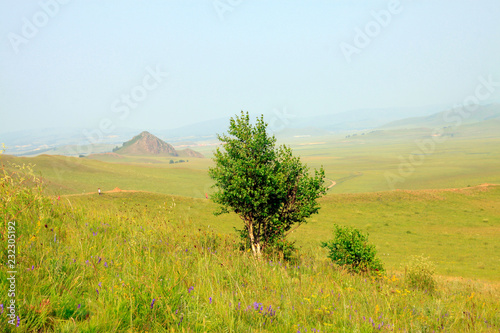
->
xmin=380 ymin=103 xmax=500 ymax=129
xmin=112 ymin=131 xmax=204 ymax=158
xmin=156 ymin=105 xmax=445 ymax=140
xmin=2 ymin=104 xmax=498 ymax=156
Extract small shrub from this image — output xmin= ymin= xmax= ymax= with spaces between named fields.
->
xmin=321 ymin=224 xmax=384 ymax=274
xmin=404 ymin=255 xmax=436 ymax=293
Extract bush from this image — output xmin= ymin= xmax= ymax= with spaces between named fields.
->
xmin=404 ymin=255 xmax=436 ymax=293
xmin=321 ymin=224 xmax=384 ymax=274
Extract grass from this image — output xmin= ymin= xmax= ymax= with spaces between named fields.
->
xmin=3 ymin=129 xmax=500 ymax=198
xmin=1 ymin=175 xmax=499 ymax=331
xmin=1 ymin=130 xmax=500 ymax=331
xmin=0 ymin=154 xmax=213 ymax=198
xmin=61 ymin=185 xmax=500 ymax=283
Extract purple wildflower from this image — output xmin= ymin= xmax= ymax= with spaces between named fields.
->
xmin=16 ymin=316 xmax=20 ymax=327
xmin=31 ymin=265 xmax=34 ymax=270
xmin=104 ymin=262 xmax=108 ymax=268
xmin=188 ymin=286 xmax=194 ymax=293
xmin=150 ymin=298 xmax=156 ymax=309
xmin=96 ymin=289 xmax=99 ymax=295
xmin=78 ymin=304 xmax=81 ymax=309
xmin=0 ymin=304 xmax=3 ymax=314
xmin=209 ymin=297 xmax=212 ymax=304
xmin=98 ymin=258 xmax=101 ymax=264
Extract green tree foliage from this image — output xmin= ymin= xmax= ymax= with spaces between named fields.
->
xmin=208 ymin=111 xmax=326 ymax=257
xmin=321 ymin=224 xmax=384 ymax=274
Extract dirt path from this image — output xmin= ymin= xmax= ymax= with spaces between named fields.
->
xmin=62 ymin=187 xmax=144 ymax=197
xmin=325 ymin=178 xmax=336 ymax=189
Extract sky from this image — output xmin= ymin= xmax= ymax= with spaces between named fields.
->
xmin=1 ymin=0 xmax=500 ymax=135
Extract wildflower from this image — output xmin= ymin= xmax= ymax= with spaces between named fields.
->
xmin=96 ymin=289 xmax=99 ymax=295
xmin=188 ymin=286 xmax=194 ymax=293
xmin=31 ymin=265 xmax=34 ymax=270
xmin=150 ymin=299 xmax=156 ymax=309
xmin=16 ymin=316 xmax=20 ymax=327
xmin=98 ymin=258 xmax=102 ymax=264
xmin=104 ymin=262 xmax=108 ymax=268
xmin=78 ymin=304 xmax=81 ymax=309
xmin=98 ymin=282 xmax=102 ymax=287
xmin=0 ymin=304 xmax=3 ymax=314
xmin=209 ymin=297 xmax=212 ymax=304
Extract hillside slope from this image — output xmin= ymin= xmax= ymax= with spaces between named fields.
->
xmin=380 ymin=104 xmax=500 ymax=129
xmin=114 ymin=131 xmax=178 ymax=155
xmin=113 ymin=131 xmax=204 ymax=158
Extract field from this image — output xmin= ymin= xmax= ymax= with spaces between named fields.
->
xmin=3 ymin=124 xmax=500 ymax=198
xmin=1 ymin=128 xmax=500 ymax=331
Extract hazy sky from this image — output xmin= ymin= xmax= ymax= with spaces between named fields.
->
xmin=1 ymin=0 xmax=500 ymax=134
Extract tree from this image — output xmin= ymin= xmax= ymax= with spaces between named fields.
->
xmin=208 ymin=111 xmax=326 ymax=257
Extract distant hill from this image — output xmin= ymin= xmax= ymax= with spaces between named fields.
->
xmin=380 ymin=104 xmax=500 ymax=130
xmin=177 ymin=148 xmax=204 ymax=158
xmin=114 ymin=131 xmax=204 ymax=158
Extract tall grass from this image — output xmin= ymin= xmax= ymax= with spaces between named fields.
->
xmin=1 ymin=165 xmax=499 ymax=331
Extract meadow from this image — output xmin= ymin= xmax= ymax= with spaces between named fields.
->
xmin=1 ymin=171 xmax=499 ymax=332
xmin=3 ymin=125 xmax=499 ymax=199
xmin=1 ymin=128 xmax=500 ymax=331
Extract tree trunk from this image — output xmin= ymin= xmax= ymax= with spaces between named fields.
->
xmin=251 ymin=241 xmax=262 ymax=258
xmin=248 ymin=220 xmax=262 ymax=258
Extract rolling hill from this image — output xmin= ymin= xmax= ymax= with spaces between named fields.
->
xmin=113 ymin=131 xmax=204 ymax=158
xmin=380 ymin=103 xmax=500 ymax=130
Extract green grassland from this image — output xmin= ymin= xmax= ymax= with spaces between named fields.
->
xmin=1 ymin=175 xmax=499 ymax=331
xmin=291 ymin=129 xmax=500 ymax=194
xmin=64 ymin=185 xmax=500 ymax=283
xmin=4 ymin=122 xmax=500 ymax=199
xmin=0 ymin=154 xmax=212 ymax=198
xmin=1 ymin=126 xmax=500 ymax=331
